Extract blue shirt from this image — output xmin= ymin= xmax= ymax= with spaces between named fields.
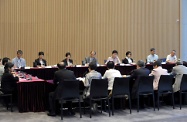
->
xmin=12 ymin=57 xmax=26 ymax=68
xmin=147 ymin=54 xmax=159 ymax=63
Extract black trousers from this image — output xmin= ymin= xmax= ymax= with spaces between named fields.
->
xmin=48 ymin=92 xmax=73 ymax=113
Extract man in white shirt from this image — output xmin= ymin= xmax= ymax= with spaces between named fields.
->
xmin=103 ymin=61 xmax=122 ymax=91
xmin=105 ymin=50 xmax=121 ymax=65
xmin=166 ymin=50 xmax=177 ymax=63
xmin=146 ymin=48 xmax=159 ymax=63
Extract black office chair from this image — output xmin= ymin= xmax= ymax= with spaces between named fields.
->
xmin=59 ymin=80 xmax=82 ymax=120
xmin=111 ymin=77 xmax=131 ymax=115
xmin=180 ymin=74 xmax=187 ymax=109
xmin=157 ymin=75 xmax=175 ymax=110
xmin=0 ymin=89 xmax=13 ymax=112
xmin=85 ymin=79 xmax=110 ymax=118
xmin=137 ymin=76 xmax=155 ymax=112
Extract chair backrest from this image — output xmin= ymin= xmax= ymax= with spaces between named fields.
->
xmin=158 ymin=75 xmax=174 ymax=92
xmin=61 ymin=80 xmax=80 ymax=99
xmin=90 ymin=79 xmax=108 ymax=98
xmin=112 ymin=77 xmax=130 ymax=96
xmin=180 ymin=74 xmax=187 ymax=91
xmin=137 ymin=76 xmax=154 ymax=93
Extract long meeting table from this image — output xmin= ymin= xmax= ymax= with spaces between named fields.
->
xmin=15 ymin=63 xmax=187 ymax=112
xmin=16 ymin=63 xmax=182 ymax=80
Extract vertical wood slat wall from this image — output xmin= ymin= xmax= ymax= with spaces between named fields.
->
xmin=0 ymin=0 xmax=180 ymax=66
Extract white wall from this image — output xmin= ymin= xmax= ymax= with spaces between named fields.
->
xmin=181 ymin=0 xmax=187 ymax=61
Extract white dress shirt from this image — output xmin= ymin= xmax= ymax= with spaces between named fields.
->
xmin=102 ymin=69 xmax=122 ymax=90
xmin=105 ymin=56 xmax=121 ymax=65
xmin=166 ymin=54 xmax=177 ymax=63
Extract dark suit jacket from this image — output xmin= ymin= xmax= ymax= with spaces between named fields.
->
xmin=130 ymin=67 xmax=150 ymax=98
xmin=53 ymin=69 xmax=76 ymax=99
xmin=1 ymin=72 xmax=19 ymax=93
xmin=122 ymin=58 xmax=133 ymax=64
xmin=33 ymin=58 xmax=47 ymax=67
xmin=83 ymin=57 xmax=98 ymax=65
xmin=62 ymin=59 xmax=73 ymax=66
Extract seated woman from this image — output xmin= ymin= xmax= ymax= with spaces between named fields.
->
xmin=62 ymin=52 xmax=73 ymax=66
xmin=1 ymin=62 xmax=19 ymax=94
xmin=34 ymin=52 xmax=47 ymax=67
xmin=122 ymin=51 xmax=133 ymax=64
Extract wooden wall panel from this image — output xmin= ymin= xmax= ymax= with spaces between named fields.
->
xmin=0 ymin=0 xmax=180 ymax=66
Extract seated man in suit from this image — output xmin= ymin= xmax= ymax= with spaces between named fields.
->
xmin=131 ymin=60 xmax=150 ymax=98
xmin=12 ymin=50 xmax=26 ymax=68
xmin=122 ymin=51 xmax=133 ymax=64
xmin=146 ymin=48 xmax=159 ymax=64
xmin=62 ymin=52 xmax=73 ymax=67
xmin=48 ymin=62 xmax=76 ymax=116
xmin=33 ymin=52 xmax=47 ymax=67
xmin=105 ymin=50 xmax=121 ymax=65
xmin=83 ymin=51 xmax=98 ymax=66
xmin=171 ymin=61 xmax=187 ymax=93
xmin=166 ymin=50 xmax=177 ymax=64
xmin=149 ymin=60 xmax=169 ymax=90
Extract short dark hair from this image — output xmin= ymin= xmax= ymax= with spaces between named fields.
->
xmin=126 ymin=51 xmax=131 ymax=56
xmin=172 ymin=50 xmax=176 ymax=52
xmin=112 ymin=50 xmax=118 ymax=54
xmin=38 ymin=52 xmax=44 ymax=56
xmin=153 ymin=60 xmax=162 ymax=67
xmin=107 ymin=61 xmax=115 ymax=69
xmin=137 ymin=60 xmax=145 ymax=67
xmin=4 ymin=62 xmax=14 ymax=73
xmin=89 ymin=62 xmax=97 ymax=70
xmin=65 ymin=52 xmax=71 ymax=57
xmin=17 ymin=50 xmax=23 ymax=54
xmin=57 ymin=62 xmax=66 ymax=69
xmin=2 ymin=57 xmax=10 ymax=65
xmin=150 ymin=48 xmax=155 ymax=51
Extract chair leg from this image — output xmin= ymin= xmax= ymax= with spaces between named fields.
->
xmin=128 ymin=94 xmax=132 ymax=114
xmin=137 ymin=94 xmax=139 ymax=112
xmin=152 ymin=93 xmax=155 ymax=111
xmin=10 ymin=95 xmax=13 ymax=112
xmin=107 ymin=98 xmax=111 ymax=117
xmin=112 ymin=97 xmax=114 ymax=115
xmin=90 ymin=99 xmax=92 ymax=118
xmin=83 ymin=100 xmax=86 ymax=114
xmin=79 ymin=99 xmax=82 ymax=118
xmin=104 ymin=100 xmax=106 ymax=112
xmin=172 ymin=92 xmax=175 ymax=109
xmin=157 ymin=93 xmax=160 ymax=111
xmin=100 ymin=100 xmax=103 ymax=113
xmin=180 ymin=92 xmax=182 ymax=110
xmin=61 ymin=100 xmax=63 ymax=120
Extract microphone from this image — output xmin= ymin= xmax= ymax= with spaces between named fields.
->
xmin=74 ymin=60 xmax=77 ymax=67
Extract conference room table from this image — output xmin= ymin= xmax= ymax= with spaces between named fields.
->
xmin=15 ymin=63 xmax=183 ymax=80
xmin=17 ymin=76 xmax=54 ymax=112
xmin=15 ymin=62 xmax=187 ymax=112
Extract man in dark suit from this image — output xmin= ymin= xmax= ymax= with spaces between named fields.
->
xmin=33 ymin=52 xmax=47 ymax=67
xmin=48 ymin=62 xmax=76 ymax=116
xmin=130 ymin=60 xmax=150 ymax=98
xmin=83 ymin=51 xmax=98 ymax=65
